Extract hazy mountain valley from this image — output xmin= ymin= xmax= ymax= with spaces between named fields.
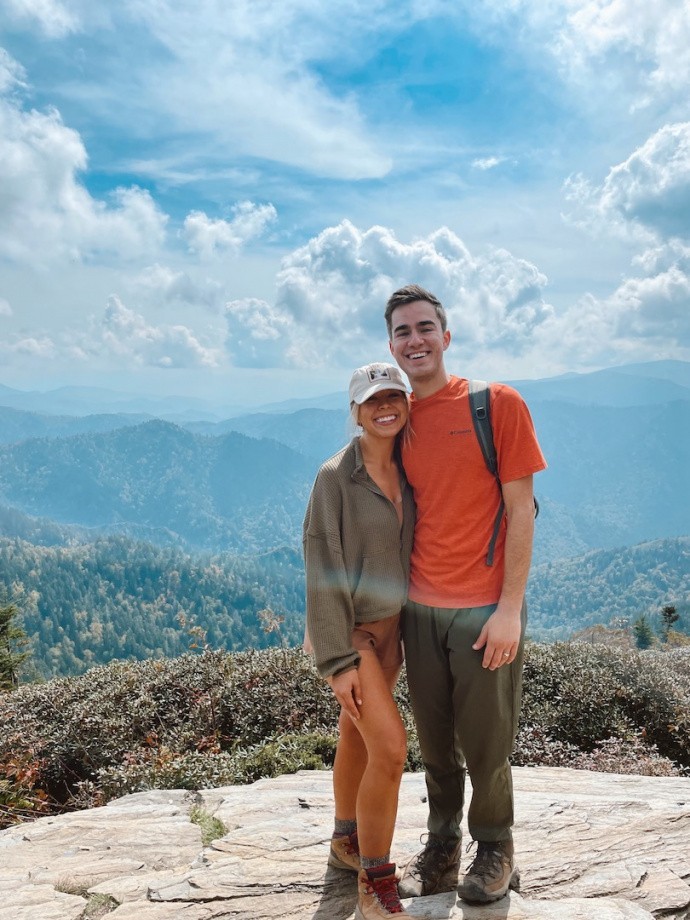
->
xmin=0 ymin=359 xmax=688 ymax=678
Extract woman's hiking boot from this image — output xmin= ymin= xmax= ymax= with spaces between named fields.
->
xmin=397 ymin=834 xmax=461 ymax=898
xmin=355 ymin=865 xmax=413 ymax=919
xmin=456 ymin=839 xmax=520 ymax=904
xmin=328 ymin=830 xmax=360 ymax=871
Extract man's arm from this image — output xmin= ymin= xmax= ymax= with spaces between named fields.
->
xmin=472 ymin=474 xmax=535 ymax=670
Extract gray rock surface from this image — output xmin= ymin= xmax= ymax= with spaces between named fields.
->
xmin=1 ymin=767 xmax=689 ymax=919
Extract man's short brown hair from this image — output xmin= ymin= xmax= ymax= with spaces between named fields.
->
xmin=384 ymin=284 xmax=448 ymax=337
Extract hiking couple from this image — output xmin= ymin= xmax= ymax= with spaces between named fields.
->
xmin=303 ymin=284 xmax=547 ymax=919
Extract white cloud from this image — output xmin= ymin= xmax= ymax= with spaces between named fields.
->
xmin=0 ymin=69 xmax=168 ymax=265
xmin=562 ymin=0 xmax=690 ymax=103
xmin=95 ymin=296 xmax=221 ymax=368
xmin=134 ymin=264 xmax=224 ymax=311
xmin=1 ymin=296 xmax=222 ymax=369
xmin=609 ymin=268 xmax=690 ymax=345
xmin=565 ymin=122 xmax=690 ymax=242
xmin=223 ymin=220 xmax=553 ymax=368
xmin=0 ymin=298 xmax=12 ymax=316
xmin=225 ymin=298 xmax=296 ymax=368
xmin=0 ymin=335 xmax=57 ymax=360
xmin=184 ymin=201 xmax=277 ymax=259
xmin=472 ymin=156 xmax=507 ymax=171
xmin=599 ymin=123 xmax=690 ymax=239
xmin=526 ymin=233 xmax=690 ymax=369
xmin=98 ymin=0 xmax=394 ymax=181
xmin=450 ymin=1 xmax=689 ymax=115
xmin=0 ymin=47 xmax=27 ymax=92
xmin=531 ymin=272 xmax=690 ymax=371
xmin=2 ymin=0 xmax=79 ymax=38
xmin=15 ymin=335 xmax=57 ymax=357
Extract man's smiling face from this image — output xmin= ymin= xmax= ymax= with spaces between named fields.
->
xmin=388 ymin=299 xmax=451 ymax=391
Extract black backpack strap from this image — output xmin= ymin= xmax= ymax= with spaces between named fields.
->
xmin=468 ymin=380 xmax=504 ymax=567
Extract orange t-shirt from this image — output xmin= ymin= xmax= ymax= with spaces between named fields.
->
xmin=402 ymin=376 xmax=547 ymax=608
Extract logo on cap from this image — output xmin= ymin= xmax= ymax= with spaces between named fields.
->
xmin=368 ymin=366 xmax=392 ymax=382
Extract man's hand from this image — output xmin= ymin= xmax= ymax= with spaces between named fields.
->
xmin=327 ymin=668 xmax=362 ymax=720
xmin=472 ymin=474 xmax=534 ymax=670
xmin=472 ymin=604 xmax=522 ymax=670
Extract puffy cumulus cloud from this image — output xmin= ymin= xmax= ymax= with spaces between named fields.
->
xmin=134 ymin=264 xmax=224 ymax=311
xmin=455 ymin=1 xmax=688 ymax=112
xmin=564 ymin=123 xmax=690 ymax=242
xmin=184 ymin=201 xmax=277 ymax=259
xmin=598 ymin=123 xmax=690 ymax=240
xmin=225 ymin=298 xmax=297 ymax=368
xmin=2 ymin=0 xmax=79 ymax=38
xmin=530 ymin=242 xmax=690 ymax=369
xmin=94 ymin=296 xmax=221 ymax=368
xmin=562 ymin=0 xmax=690 ymax=102
xmin=14 ymin=335 xmax=57 ymax=357
xmin=632 ymin=239 xmax=690 ymax=276
xmin=223 ymin=220 xmax=552 ymax=368
xmin=0 ymin=334 xmax=57 ymax=363
xmin=608 ymin=268 xmax=690 ymax=345
xmin=0 ymin=72 xmax=168 ymax=265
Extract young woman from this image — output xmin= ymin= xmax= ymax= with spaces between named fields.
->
xmin=303 ymin=362 xmax=415 ymax=920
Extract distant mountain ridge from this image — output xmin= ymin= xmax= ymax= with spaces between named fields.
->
xmin=0 ymin=421 xmax=313 ymax=554
xmin=0 ymin=399 xmax=687 ymax=563
xmin=0 ymin=405 xmax=152 ymax=445
xmin=1 ymin=359 xmax=688 ymax=418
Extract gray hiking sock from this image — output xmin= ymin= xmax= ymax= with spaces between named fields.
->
xmin=333 ymin=818 xmax=357 ymax=838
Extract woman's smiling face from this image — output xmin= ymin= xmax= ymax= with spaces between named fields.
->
xmin=357 ymin=388 xmax=409 ymax=440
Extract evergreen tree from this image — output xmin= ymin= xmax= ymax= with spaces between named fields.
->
xmin=0 ymin=603 xmax=29 ymax=690
xmin=632 ymin=614 xmax=654 ymax=650
xmin=660 ymin=604 xmax=680 ymax=642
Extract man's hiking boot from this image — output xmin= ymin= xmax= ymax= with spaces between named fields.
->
xmin=355 ymin=866 xmax=413 ymax=919
xmin=397 ymin=834 xmax=461 ymax=898
xmin=456 ymin=839 xmax=520 ymax=904
xmin=328 ymin=830 xmax=360 ymax=871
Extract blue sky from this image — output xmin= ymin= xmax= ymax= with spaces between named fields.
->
xmin=1 ymin=0 xmax=689 ymax=408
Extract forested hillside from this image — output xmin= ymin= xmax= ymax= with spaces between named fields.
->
xmin=2 ymin=534 xmax=687 ymax=679
xmin=1 ymin=536 xmax=304 ymax=677
xmin=527 ymin=537 xmax=690 ymax=640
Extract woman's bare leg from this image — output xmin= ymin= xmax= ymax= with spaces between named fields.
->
xmin=333 ymin=705 xmax=367 ymax=821
xmin=351 ymin=650 xmax=406 ymax=859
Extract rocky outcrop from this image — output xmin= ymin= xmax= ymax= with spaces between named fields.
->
xmin=2 ymin=767 xmax=689 ymax=919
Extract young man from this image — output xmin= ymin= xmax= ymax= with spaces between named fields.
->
xmin=385 ymin=284 xmax=547 ymax=904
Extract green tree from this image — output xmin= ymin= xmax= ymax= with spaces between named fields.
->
xmin=0 ymin=603 xmax=29 ymax=690
xmin=632 ymin=614 xmax=654 ymax=650
xmin=659 ymin=604 xmax=680 ymax=642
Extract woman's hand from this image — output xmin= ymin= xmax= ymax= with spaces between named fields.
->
xmin=327 ymin=668 xmax=362 ymax=720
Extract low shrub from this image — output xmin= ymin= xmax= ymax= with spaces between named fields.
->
xmin=0 ymin=643 xmax=687 ymax=827
xmin=519 ymin=643 xmax=690 ymax=768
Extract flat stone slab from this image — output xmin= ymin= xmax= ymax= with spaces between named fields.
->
xmin=1 ymin=767 xmax=688 ymax=919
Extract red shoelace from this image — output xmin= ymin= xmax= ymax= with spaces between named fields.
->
xmin=367 ymin=875 xmax=404 ymax=914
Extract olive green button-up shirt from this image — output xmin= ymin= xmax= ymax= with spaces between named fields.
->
xmin=303 ymin=438 xmax=415 ymax=679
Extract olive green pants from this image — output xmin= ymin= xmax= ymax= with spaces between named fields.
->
xmin=401 ymin=600 xmax=527 ymax=843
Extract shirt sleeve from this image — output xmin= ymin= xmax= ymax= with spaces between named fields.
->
xmin=302 ymin=470 xmax=360 ymax=679
xmin=491 ymin=384 xmax=548 ymax=484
